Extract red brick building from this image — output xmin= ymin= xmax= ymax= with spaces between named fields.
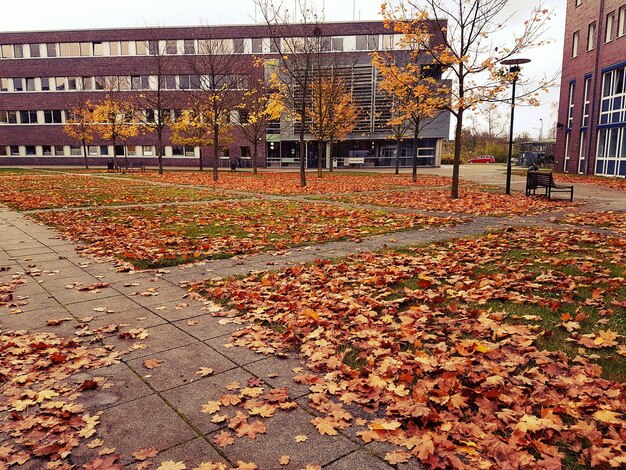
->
xmin=0 ymin=21 xmax=450 ymax=168
xmin=555 ymin=0 xmax=626 ymax=177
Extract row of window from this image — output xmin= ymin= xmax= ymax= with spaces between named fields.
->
xmin=572 ymin=5 xmax=626 ymax=58
xmin=0 ymin=145 xmax=198 ymax=158
xmin=0 ymin=108 xmax=247 ymax=125
xmin=0 ymin=74 xmax=249 ymax=93
xmin=0 ymin=34 xmax=396 ymax=60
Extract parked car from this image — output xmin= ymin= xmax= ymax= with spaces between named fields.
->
xmin=468 ymin=155 xmax=495 ymax=163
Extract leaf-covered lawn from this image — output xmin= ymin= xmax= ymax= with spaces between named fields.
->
xmin=555 ymin=174 xmax=626 ymax=191
xmin=326 ymin=189 xmax=577 ymax=216
xmin=0 ymin=174 xmax=230 ymax=210
xmin=196 ymin=227 xmax=626 ymax=468
xmin=33 ymin=201 xmax=457 ymax=268
xmin=128 ymin=171 xmax=456 ymax=194
xmin=562 ymin=211 xmax=626 ymax=235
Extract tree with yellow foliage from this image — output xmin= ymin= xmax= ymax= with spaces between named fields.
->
xmin=170 ymin=109 xmax=212 ymax=171
xmin=307 ymin=75 xmax=357 ymax=177
xmin=91 ymin=96 xmax=140 ymax=169
xmin=64 ymin=99 xmax=95 ymax=169
xmin=236 ymin=77 xmax=285 ymax=175
xmin=381 ymin=0 xmax=552 ymax=197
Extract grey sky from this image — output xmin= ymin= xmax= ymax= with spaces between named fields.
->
xmin=1 ymin=0 xmax=564 ymax=139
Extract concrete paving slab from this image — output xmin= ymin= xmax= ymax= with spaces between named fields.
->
xmin=0 ymin=305 xmax=70 ymax=331
xmin=244 ymin=356 xmax=312 ymax=399
xmin=205 ymin=337 xmax=267 ymax=367
xmin=147 ymin=299 xmax=217 ymax=322
xmin=127 ymin=342 xmax=237 ymax=392
xmin=326 ymin=449 xmax=393 ymax=469
xmin=103 ymin=323 xmax=197 ymax=360
xmin=63 ymin=295 xmax=147 ymax=318
xmin=153 ymin=437 xmax=228 ymax=468
xmin=173 ymin=314 xmax=242 ymax=341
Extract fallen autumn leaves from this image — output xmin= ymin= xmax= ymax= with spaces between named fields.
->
xmin=197 ymin=227 xmax=626 ymax=468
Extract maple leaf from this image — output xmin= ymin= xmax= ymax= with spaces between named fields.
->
xmin=232 ymin=462 xmax=257 ymax=470
xmin=195 ymin=367 xmax=214 ymax=377
xmin=213 ymin=431 xmax=235 ymax=447
xmin=369 ymin=419 xmax=402 ymax=431
xmin=236 ymin=420 xmax=267 ymax=439
xmin=295 ymin=434 xmax=308 ymax=442
xmin=133 ymin=447 xmax=159 ymax=461
xmin=36 ymin=389 xmax=60 ymax=402
xmin=311 ymin=417 xmax=338 ymax=435
xmin=220 ymin=394 xmax=242 ymax=406
xmin=249 ymin=404 xmax=276 ymax=418
xmin=278 ymin=455 xmax=290 ymax=465
xmin=83 ymin=454 xmax=123 ymax=470
xmin=98 ymin=447 xmax=116 ymax=456
xmin=87 ymin=439 xmax=104 ymax=449
xmin=385 ymin=451 xmax=412 ymax=464
xmin=201 ymin=401 xmax=221 ymax=414
xmin=157 ymin=461 xmax=187 ymax=470
xmin=143 ymin=358 xmax=163 ymax=369
xmin=592 ymin=410 xmax=624 ymax=425
xmin=192 ymin=463 xmax=228 ymax=470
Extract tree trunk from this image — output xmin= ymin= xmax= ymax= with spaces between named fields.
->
xmin=213 ymin=126 xmax=219 ymax=182
xmin=112 ymin=137 xmax=118 ymax=169
xmin=124 ymin=141 xmax=129 ymax=169
xmin=412 ymin=127 xmax=418 ymax=183
xmin=329 ymin=141 xmax=333 ymax=172
xmin=157 ymin=128 xmax=164 ymax=175
xmin=253 ymin=140 xmax=258 ymax=175
xmin=395 ymin=139 xmax=401 ymax=175
xmin=299 ymin=123 xmax=306 ymax=187
xmin=451 ymin=109 xmax=463 ymax=199
xmin=317 ymin=141 xmax=324 ymax=178
xmin=82 ymin=138 xmax=89 ymax=170
xmin=199 ymin=147 xmax=203 ymax=171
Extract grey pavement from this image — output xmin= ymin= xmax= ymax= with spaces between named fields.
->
xmin=0 ymin=167 xmax=624 ymax=469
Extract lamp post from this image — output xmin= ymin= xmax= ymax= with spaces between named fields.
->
xmin=539 ymin=118 xmax=544 ymax=141
xmin=501 ymin=58 xmax=531 ymax=195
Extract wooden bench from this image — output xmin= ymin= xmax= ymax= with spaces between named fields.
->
xmin=526 ymin=171 xmax=574 ymax=201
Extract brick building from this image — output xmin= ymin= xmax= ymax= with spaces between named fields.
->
xmin=0 ymin=21 xmax=450 ymax=169
xmin=555 ymin=0 xmax=626 ymax=177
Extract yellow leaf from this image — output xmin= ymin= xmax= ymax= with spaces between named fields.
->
xmin=593 ymin=409 xmax=624 ymax=425
xmin=302 ymin=308 xmax=320 ymax=321
xmin=278 ymin=455 xmax=290 ymax=465
xmin=36 ymin=390 xmax=59 ymax=403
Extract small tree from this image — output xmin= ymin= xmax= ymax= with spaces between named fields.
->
xmin=64 ymin=101 xmax=95 ymax=169
xmin=170 ymin=108 xmax=212 ymax=171
xmin=92 ymin=96 xmax=140 ymax=169
xmin=381 ymin=0 xmax=552 ymax=197
xmin=236 ymin=77 xmax=284 ymax=175
xmin=387 ymin=97 xmax=411 ymax=175
xmin=307 ymin=76 xmax=357 ymax=176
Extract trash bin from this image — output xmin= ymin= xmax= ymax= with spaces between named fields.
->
xmin=230 ymin=160 xmax=237 ymax=171
xmin=107 ymin=159 xmax=114 ymax=172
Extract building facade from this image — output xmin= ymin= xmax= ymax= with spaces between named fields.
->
xmin=555 ymin=0 xmax=626 ymax=177
xmin=0 ymin=21 xmax=450 ymax=169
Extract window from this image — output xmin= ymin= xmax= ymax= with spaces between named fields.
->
xmin=252 ymin=38 xmax=263 ymax=54
xmin=1 ymin=45 xmax=12 ymax=58
xmin=575 ymin=0 xmax=582 ymax=5
xmin=184 ymin=146 xmax=195 ymax=156
xmin=619 ymin=6 xmax=626 ymax=37
xmin=88 ymin=146 xmax=98 ymax=156
xmin=232 ymin=38 xmax=244 ymax=54
xmin=578 ymin=131 xmax=587 ymax=173
xmin=166 ymin=40 xmax=177 ymax=54
xmin=67 ymin=78 xmax=78 ymax=90
xmin=80 ymin=42 xmax=91 ymax=56
xmin=567 ymin=82 xmax=575 ymax=129
xmin=109 ymin=41 xmax=119 ymax=55
xmin=331 ymin=37 xmax=344 ymax=51
xmin=46 ymin=43 xmax=57 ymax=57
xmin=135 ymin=41 xmax=147 ymax=55
xmin=44 ymin=110 xmax=63 ymax=124
xmin=572 ymin=31 xmax=580 ymax=57
xmin=0 ymin=111 xmax=8 ymax=123
xmin=53 ymin=145 xmax=65 ymax=155
xmin=25 ymin=77 xmax=35 ymax=91
xmin=587 ymin=22 xmax=596 ymax=51
xmin=172 ymin=145 xmax=184 ymax=156
xmin=184 ymin=39 xmax=195 ymax=54
xmin=29 ymin=44 xmax=40 ymax=58
xmin=145 ymin=109 xmax=155 ymax=122
xmin=41 ymin=78 xmax=50 ymax=91
xmin=356 ymin=35 xmax=378 ymax=50
xmin=127 ymin=146 xmax=137 ymax=156
xmin=120 ymin=41 xmax=130 ymax=55
xmin=582 ymin=76 xmax=591 ymax=127
xmin=148 ymin=40 xmax=159 ymax=55
xmin=0 ymin=78 xmax=8 ymax=91
xmin=70 ymin=145 xmax=82 ymax=155
xmin=143 ymin=145 xmax=153 ymax=156
xmin=82 ymin=76 xmax=93 ymax=90
xmin=0 ymin=146 xmax=6 ymax=156
xmin=42 ymin=145 xmax=52 ymax=155
xmin=14 ymin=45 xmax=23 ymax=58
xmin=13 ymin=78 xmax=23 ymax=91
xmin=132 ymin=75 xmax=151 ymax=90
xmin=20 ymin=110 xmax=38 ymax=124
xmin=93 ymin=42 xmax=104 ymax=56
xmin=163 ymin=75 xmax=177 ymax=90
xmin=55 ymin=77 xmax=66 ymax=91
xmin=606 ymin=12 xmax=615 ymax=42
xmin=179 ymin=75 xmax=191 ymax=90
xmin=600 ymin=65 xmax=625 ymax=125
xmin=70 ymin=43 xmax=80 ymax=56
xmin=100 ymin=145 xmax=109 ymax=155
xmin=59 ymin=43 xmax=70 ymax=56
xmin=25 ymin=146 xmax=36 ymax=155
xmin=10 ymin=146 xmax=20 ymax=156
xmin=6 ymin=111 xmax=18 ymax=123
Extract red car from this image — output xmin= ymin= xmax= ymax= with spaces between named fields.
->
xmin=468 ymin=155 xmax=496 ymax=163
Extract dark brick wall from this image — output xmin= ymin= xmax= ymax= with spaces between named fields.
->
xmin=555 ymin=0 xmax=626 ymax=174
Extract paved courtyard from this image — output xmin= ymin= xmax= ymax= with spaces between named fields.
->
xmin=0 ymin=166 xmax=624 ymax=469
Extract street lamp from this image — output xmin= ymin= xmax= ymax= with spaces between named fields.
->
xmin=539 ymin=118 xmax=544 ymax=141
xmin=501 ymin=58 xmax=531 ymax=195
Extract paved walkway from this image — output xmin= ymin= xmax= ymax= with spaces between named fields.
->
xmin=0 ymin=169 xmax=624 ymax=469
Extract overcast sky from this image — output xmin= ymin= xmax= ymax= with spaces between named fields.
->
xmin=1 ymin=0 xmax=565 ymax=139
